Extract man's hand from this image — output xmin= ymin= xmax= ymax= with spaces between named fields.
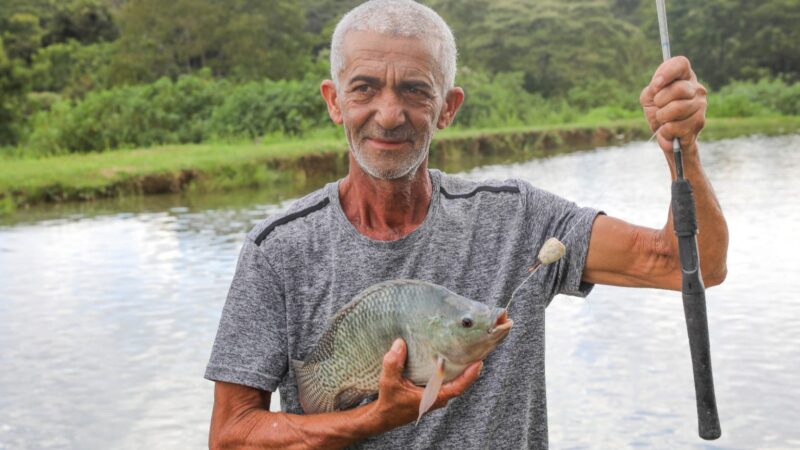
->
xmin=365 ymin=339 xmax=483 ymax=430
xmin=209 ymin=339 xmax=483 ymax=450
xmin=640 ymin=56 xmax=708 ymax=155
xmin=584 ymin=55 xmax=727 ymax=291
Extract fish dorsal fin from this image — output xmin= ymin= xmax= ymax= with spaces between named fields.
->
xmin=292 ymin=359 xmax=336 ymax=414
xmin=417 ymin=355 xmax=446 ymax=425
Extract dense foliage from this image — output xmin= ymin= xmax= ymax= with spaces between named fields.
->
xmin=1 ymin=0 xmax=798 ymax=154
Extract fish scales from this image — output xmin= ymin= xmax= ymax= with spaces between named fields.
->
xmin=292 ymin=279 xmax=513 ymax=417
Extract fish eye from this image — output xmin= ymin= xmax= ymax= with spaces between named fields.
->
xmin=461 ymin=317 xmax=473 ymax=328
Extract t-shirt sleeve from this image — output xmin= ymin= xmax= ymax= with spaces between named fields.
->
xmin=204 ymin=237 xmax=288 ymax=392
xmin=520 ymin=181 xmax=603 ymax=302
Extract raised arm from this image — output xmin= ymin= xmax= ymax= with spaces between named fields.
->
xmin=209 ymin=339 xmax=482 ymax=449
xmin=582 ymin=57 xmax=728 ymax=290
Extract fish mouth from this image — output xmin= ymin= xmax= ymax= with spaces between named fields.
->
xmin=489 ymin=309 xmax=513 ymax=335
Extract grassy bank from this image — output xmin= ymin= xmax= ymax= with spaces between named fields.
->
xmin=1 ymin=116 xmax=799 ymax=215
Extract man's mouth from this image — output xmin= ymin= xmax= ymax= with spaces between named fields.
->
xmin=366 ymin=137 xmax=409 ymax=149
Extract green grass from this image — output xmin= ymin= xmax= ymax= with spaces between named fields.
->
xmin=1 ymin=116 xmax=799 ymax=213
xmin=1 ymin=138 xmax=336 ymax=189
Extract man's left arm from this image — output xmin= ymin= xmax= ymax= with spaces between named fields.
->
xmin=582 ymin=56 xmax=729 ymax=290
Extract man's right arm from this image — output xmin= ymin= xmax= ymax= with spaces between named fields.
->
xmin=209 ymin=339 xmax=483 ymax=450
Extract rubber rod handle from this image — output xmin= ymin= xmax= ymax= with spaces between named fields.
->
xmin=672 ymin=178 xmax=722 ymax=440
xmin=682 ymin=289 xmax=722 ymax=440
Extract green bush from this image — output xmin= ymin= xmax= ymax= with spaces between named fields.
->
xmin=12 ymin=67 xmax=800 ymax=156
xmin=456 ymin=69 xmax=564 ymax=128
xmin=24 ymin=72 xmax=227 ymax=153
xmin=20 ymin=73 xmax=334 ymax=154
xmin=710 ymin=78 xmax=800 ymax=117
xmin=567 ymin=78 xmax=641 ymax=111
xmin=29 ymin=40 xmax=114 ymax=96
xmin=208 ymin=79 xmax=330 ymax=138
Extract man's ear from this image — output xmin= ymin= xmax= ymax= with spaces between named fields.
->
xmin=437 ymin=87 xmax=465 ymax=130
xmin=321 ymin=80 xmax=343 ymax=125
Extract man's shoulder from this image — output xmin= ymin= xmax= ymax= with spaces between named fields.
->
xmin=246 ymin=183 xmax=335 ymax=246
xmin=435 ymin=170 xmax=532 ymax=201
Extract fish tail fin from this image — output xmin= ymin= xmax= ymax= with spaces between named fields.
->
xmin=292 ymin=359 xmax=336 ymax=414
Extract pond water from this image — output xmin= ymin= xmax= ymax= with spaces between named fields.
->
xmin=1 ymin=134 xmax=799 ymax=449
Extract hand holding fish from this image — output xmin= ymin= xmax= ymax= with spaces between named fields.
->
xmin=207 ymin=346 xmax=482 ymax=450
xmin=640 ymin=56 xmax=708 ymax=156
xmin=364 ymin=339 xmax=483 ymax=432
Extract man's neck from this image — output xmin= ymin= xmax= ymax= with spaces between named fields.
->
xmin=338 ymin=162 xmax=432 ymax=241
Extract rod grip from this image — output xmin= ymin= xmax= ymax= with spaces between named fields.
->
xmin=682 ymin=289 xmax=721 ymax=440
xmin=672 ymin=178 xmax=721 ymax=440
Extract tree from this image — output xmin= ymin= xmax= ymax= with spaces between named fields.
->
xmin=2 ymin=13 xmax=44 ymax=63
xmin=112 ymin=0 xmax=313 ymax=84
xmin=42 ymin=0 xmax=118 ymax=46
xmin=30 ymin=40 xmax=114 ymax=95
xmin=0 ymin=0 xmax=117 ymax=47
xmin=642 ymin=0 xmax=800 ymax=88
xmin=0 ymin=37 xmax=28 ymax=145
xmin=741 ymin=0 xmax=800 ymax=82
xmin=453 ymin=0 xmax=654 ymax=96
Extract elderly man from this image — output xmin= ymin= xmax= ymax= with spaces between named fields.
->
xmin=205 ymin=0 xmax=728 ymax=448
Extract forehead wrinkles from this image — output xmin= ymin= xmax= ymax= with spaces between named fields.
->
xmin=340 ymin=32 xmax=443 ymax=87
xmin=346 ymin=59 xmax=436 ymax=86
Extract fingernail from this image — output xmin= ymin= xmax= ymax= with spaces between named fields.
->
xmin=477 ymin=362 xmax=484 ymax=376
xmin=653 ymin=76 xmax=664 ymax=89
xmin=392 ymin=339 xmax=402 ymax=354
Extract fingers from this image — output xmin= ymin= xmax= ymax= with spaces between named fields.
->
xmin=655 ymin=98 xmax=704 ymax=125
xmin=640 ymin=56 xmax=707 ymax=141
xmin=641 ymin=57 xmax=702 ymax=109
xmin=380 ymin=338 xmax=407 ymax=381
xmin=653 ymin=80 xmax=698 ymax=108
xmin=656 ymin=108 xmax=705 ymax=152
xmin=650 ymin=56 xmax=693 ymax=92
xmin=437 ymin=361 xmax=483 ymax=401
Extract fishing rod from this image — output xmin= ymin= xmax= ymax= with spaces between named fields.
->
xmin=655 ymin=0 xmax=721 ymax=440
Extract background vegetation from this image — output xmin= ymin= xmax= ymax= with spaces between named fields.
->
xmin=1 ymin=0 xmax=799 ymax=157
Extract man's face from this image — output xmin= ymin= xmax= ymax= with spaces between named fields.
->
xmin=322 ymin=31 xmax=462 ymax=180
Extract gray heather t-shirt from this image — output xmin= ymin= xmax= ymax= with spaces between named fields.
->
xmin=205 ymin=169 xmax=600 ymax=449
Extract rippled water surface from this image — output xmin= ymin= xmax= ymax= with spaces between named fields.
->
xmin=1 ymin=135 xmax=799 ymax=449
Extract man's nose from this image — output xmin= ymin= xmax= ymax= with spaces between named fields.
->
xmin=373 ymin=90 xmax=407 ymax=130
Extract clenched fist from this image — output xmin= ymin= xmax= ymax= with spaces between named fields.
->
xmin=640 ymin=56 xmax=708 ymax=155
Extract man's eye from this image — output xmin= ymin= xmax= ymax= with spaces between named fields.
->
xmin=354 ymin=85 xmax=371 ymax=93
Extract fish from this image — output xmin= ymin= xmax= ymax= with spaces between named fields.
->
xmin=291 ymin=279 xmax=513 ymax=422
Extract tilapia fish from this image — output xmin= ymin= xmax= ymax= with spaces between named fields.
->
xmin=292 ymin=279 xmax=513 ymax=422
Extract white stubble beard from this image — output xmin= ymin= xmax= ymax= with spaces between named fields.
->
xmin=344 ymin=123 xmax=433 ymax=181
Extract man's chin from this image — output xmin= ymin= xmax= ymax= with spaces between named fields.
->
xmin=350 ymin=140 xmax=429 ymax=181
xmin=363 ymin=165 xmax=417 ymax=181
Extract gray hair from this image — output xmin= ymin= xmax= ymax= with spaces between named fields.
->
xmin=330 ymin=0 xmax=457 ymax=92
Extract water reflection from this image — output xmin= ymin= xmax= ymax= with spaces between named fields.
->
xmin=1 ymin=135 xmax=798 ymax=449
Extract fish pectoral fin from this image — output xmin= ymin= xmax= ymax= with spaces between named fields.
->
xmin=416 ymin=355 xmax=446 ymax=425
xmin=334 ymin=386 xmax=374 ymax=411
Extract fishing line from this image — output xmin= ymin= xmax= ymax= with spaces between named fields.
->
xmin=505 ymin=265 xmax=539 ymax=310
xmin=504 ymin=220 xmax=580 ymax=310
